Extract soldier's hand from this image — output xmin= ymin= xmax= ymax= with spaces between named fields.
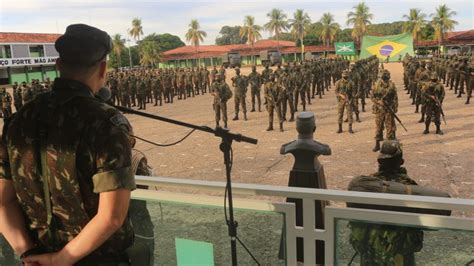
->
xmin=23 ymin=251 xmax=73 ymax=266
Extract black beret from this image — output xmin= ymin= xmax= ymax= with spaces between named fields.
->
xmin=55 ymin=24 xmax=112 ymax=66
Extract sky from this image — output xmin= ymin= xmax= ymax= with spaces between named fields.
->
xmin=1 ymin=0 xmax=473 ymax=45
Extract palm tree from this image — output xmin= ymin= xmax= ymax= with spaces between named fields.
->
xmin=289 ymin=9 xmax=311 ymax=60
xmin=264 ymin=8 xmax=289 ymax=50
xmin=139 ymin=40 xmax=161 ymax=67
xmin=431 ymin=4 xmax=458 ymax=45
xmin=128 ymin=18 xmax=143 ymax=41
xmin=402 ymin=9 xmax=426 ymax=42
xmin=185 ymin=19 xmax=207 ymax=65
xmin=240 ymin=15 xmax=262 ymax=64
xmin=319 ymin=12 xmax=340 ymax=46
xmin=112 ymin=34 xmax=126 ymax=67
xmin=346 ymin=2 xmax=373 ymax=43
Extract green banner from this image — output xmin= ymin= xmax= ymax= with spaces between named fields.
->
xmin=335 ymin=42 xmax=356 ymax=56
xmin=359 ymin=33 xmax=414 ymax=62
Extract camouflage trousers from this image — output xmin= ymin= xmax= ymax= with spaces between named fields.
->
xmin=467 ymin=76 xmax=474 ymax=101
xmin=294 ymin=90 xmax=306 ymax=111
xmin=250 ymin=87 xmax=261 ymax=111
xmin=455 ymin=74 xmax=468 ymax=94
xmin=375 ymin=111 xmax=396 ymax=141
xmin=337 ymin=99 xmax=353 ymax=124
xmin=281 ymin=92 xmax=295 ymax=119
xmin=234 ymin=93 xmax=247 ymax=115
xmin=138 ymin=93 xmax=146 ymax=109
xmin=122 ymin=94 xmax=131 ymax=108
xmin=425 ymin=104 xmax=441 ymax=126
xmin=214 ymin=101 xmax=228 ymax=124
xmin=267 ymin=103 xmax=283 ymax=124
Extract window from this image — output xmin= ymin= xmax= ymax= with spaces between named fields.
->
xmin=29 ymin=45 xmax=45 ymax=57
xmin=0 ymin=45 xmax=12 ymax=58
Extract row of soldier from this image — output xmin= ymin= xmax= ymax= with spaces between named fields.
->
xmin=211 ymin=58 xmax=351 ymax=131
xmin=1 ymin=79 xmax=52 ymax=121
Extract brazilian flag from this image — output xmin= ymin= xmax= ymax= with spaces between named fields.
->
xmin=359 ymin=33 xmax=414 ymax=62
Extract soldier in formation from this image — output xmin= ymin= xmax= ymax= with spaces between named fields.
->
xmin=211 ymin=73 xmax=232 ymax=128
xmin=264 ymin=73 xmax=284 ymax=132
xmin=335 ymin=70 xmax=355 ymax=134
xmin=371 ymin=70 xmax=398 ymax=151
xmin=231 ymin=68 xmax=248 ymax=121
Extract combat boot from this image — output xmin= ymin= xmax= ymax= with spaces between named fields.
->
xmin=266 ymin=123 xmax=273 ymax=131
xmin=456 ymin=93 xmax=462 ymax=98
xmin=415 ymin=105 xmax=419 ymax=113
xmin=436 ymin=125 xmax=444 ymax=135
xmin=224 ymin=122 xmax=228 ymax=129
xmin=243 ymin=113 xmax=248 ymax=121
xmin=356 ymin=113 xmax=361 ymax=123
xmin=423 ymin=124 xmax=430 ymax=134
xmin=348 ymin=124 xmax=354 ymax=134
xmin=279 ymin=122 xmax=284 ymax=132
xmin=466 ymin=98 xmax=470 ymax=104
xmin=418 ymin=113 xmax=425 ymax=123
xmin=258 ymin=106 xmax=262 ymax=112
xmin=372 ymin=140 xmax=381 ymax=152
xmin=251 ymin=105 xmax=256 ymax=112
xmin=216 ymin=122 xmax=220 ymax=128
xmin=337 ymin=123 xmax=343 ymax=134
xmin=362 ymin=105 xmax=366 ymax=112
xmin=232 ymin=114 xmax=239 ymax=121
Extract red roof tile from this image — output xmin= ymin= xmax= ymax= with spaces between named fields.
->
xmin=0 ymin=32 xmax=61 ymax=43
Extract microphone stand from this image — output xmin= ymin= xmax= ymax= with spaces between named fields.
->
xmin=114 ymin=105 xmax=258 ymax=266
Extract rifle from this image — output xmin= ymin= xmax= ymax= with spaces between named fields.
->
xmin=432 ymin=96 xmax=447 ymax=125
xmin=373 ymin=99 xmax=408 ymax=132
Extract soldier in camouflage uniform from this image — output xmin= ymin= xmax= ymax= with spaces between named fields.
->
xmin=414 ymin=61 xmax=429 ymax=120
xmin=1 ymin=88 xmax=12 ymax=122
xmin=211 ymin=73 xmax=232 ymax=128
xmin=152 ymin=73 xmax=163 ymax=106
xmin=12 ymin=82 xmax=23 ymax=112
xmin=264 ymin=73 xmax=284 ymax=132
xmin=371 ymin=70 xmax=398 ymax=152
xmin=280 ymin=66 xmax=296 ymax=122
xmin=210 ymin=66 xmax=218 ymax=84
xmin=348 ymin=140 xmax=424 ymax=266
xmin=248 ymin=66 xmax=262 ymax=112
xmin=137 ymin=75 xmax=147 ymax=110
xmin=335 ymin=70 xmax=354 ymax=134
xmin=231 ymin=68 xmax=248 ymax=121
xmin=0 ymin=24 xmax=136 ymax=265
xmin=466 ymin=60 xmax=474 ymax=104
xmin=422 ymin=73 xmax=445 ymax=135
xmin=21 ymin=82 xmax=34 ymax=105
xmin=261 ymin=64 xmax=273 ymax=84
xmin=456 ymin=57 xmax=469 ymax=98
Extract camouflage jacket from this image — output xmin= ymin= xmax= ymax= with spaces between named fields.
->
xmin=211 ymin=81 xmax=232 ymax=103
xmin=247 ymin=71 xmax=262 ymax=89
xmin=0 ymin=78 xmax=136 ymax=260
xmin=334 ymin=79 xmax=354 ymax=102
xmin=264 ymin=81 xmax=284 ymax=105
xmin=232 ymin=75 xmax=248 ymax=95
xmin=422 ymin=81 xmax=445 ymax=105
xmin=371 ymin=79 xmax=398 ymax=114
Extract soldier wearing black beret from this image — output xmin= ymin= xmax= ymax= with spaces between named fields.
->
xmin=0 ymin=24 xmax=136 ymax=265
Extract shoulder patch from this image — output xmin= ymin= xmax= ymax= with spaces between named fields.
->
xmin=110 ymin=114 xmax=130 ymax=127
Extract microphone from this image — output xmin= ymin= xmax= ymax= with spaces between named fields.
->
xmin=96 ymin=87 xmax=112 ymax=102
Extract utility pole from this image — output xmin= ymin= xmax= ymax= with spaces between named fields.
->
xmin=126 ymin=39 xmax=133 ymax=68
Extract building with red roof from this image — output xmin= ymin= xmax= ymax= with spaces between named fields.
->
xmin=0 ymin=32 xmax=62 ymax=85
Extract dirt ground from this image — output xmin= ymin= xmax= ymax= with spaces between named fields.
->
xmin=123 ymin=62 xmax=473 ymax=210
xmin=1 ymin=62 xmax=472 ymax=211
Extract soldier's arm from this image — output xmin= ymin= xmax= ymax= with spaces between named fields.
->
xmin=0 ymin=128 xmax=35 ymax=256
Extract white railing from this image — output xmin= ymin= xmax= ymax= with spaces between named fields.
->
xmin=133 ymin=175 xmax=474 ymax=266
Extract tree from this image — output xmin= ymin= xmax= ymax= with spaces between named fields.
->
xmin=240 ymin=16 xmax=262 ymax=64
xmin=112 ymin=34 xmax=125 ymax=67
xmin=185 ymin=19 xmax=207 ymax=65
xmin=139 ymin=33 xmax=185 ymax=52
xmin=139 ymin=40 xmax=161 ymax=67
xmin=319 ymin=12 xmax=340 ymax=46
xmin=431 ymin=4 xmax=458 ymax=45
xmin=264 ymin=8 xmax=289 ymax=48
xmin=128 ymin=18 xmax=144 ymax=41
xmin=402 ymin=9 xmax=427 ymax=42
xmin=216 ymin=26 xmax=247 ymax=45
xmin=346 ymin=2 xmax=373 ymax=43
xmin=289 ymin=9 xmax=311 ymax=60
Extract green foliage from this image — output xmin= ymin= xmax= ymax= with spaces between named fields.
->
xmin=215 ymin=26 xmax=247 ymax=45
xmin=431 ymin=4 xmax=458 ymax=43
xmin=367 ymin=21 xmax=404 ymax=36
xmin=129 ymin=18 xmax=144 ymax=41
xmin=140 ymin=40 xmax=161 ymax=67
xmin=264 ymin=9 xmax=289 ymax=40
xmin=269 ymin=32 xmax=294 ymax=42
xmin=186 ymin=19 xmax=207 ymax=48
xmin=108 ymin=46 xmax=139 ymax=69
xmin=139 ymin=33 xmax=185 ymax=51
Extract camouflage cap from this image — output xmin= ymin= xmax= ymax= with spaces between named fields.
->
xmin=378 ymin=140 xmax=403 ymax=160
xmin=55 ymin=24 xmax=112 ymax=66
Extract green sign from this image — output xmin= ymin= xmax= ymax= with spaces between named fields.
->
xmin=335 ymin=42 xmax=356 ymax=56
xmin=359 ymin=33 xmax=414 ymax=62
xmin=176 ymin=238 xmax=214 ymax=266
